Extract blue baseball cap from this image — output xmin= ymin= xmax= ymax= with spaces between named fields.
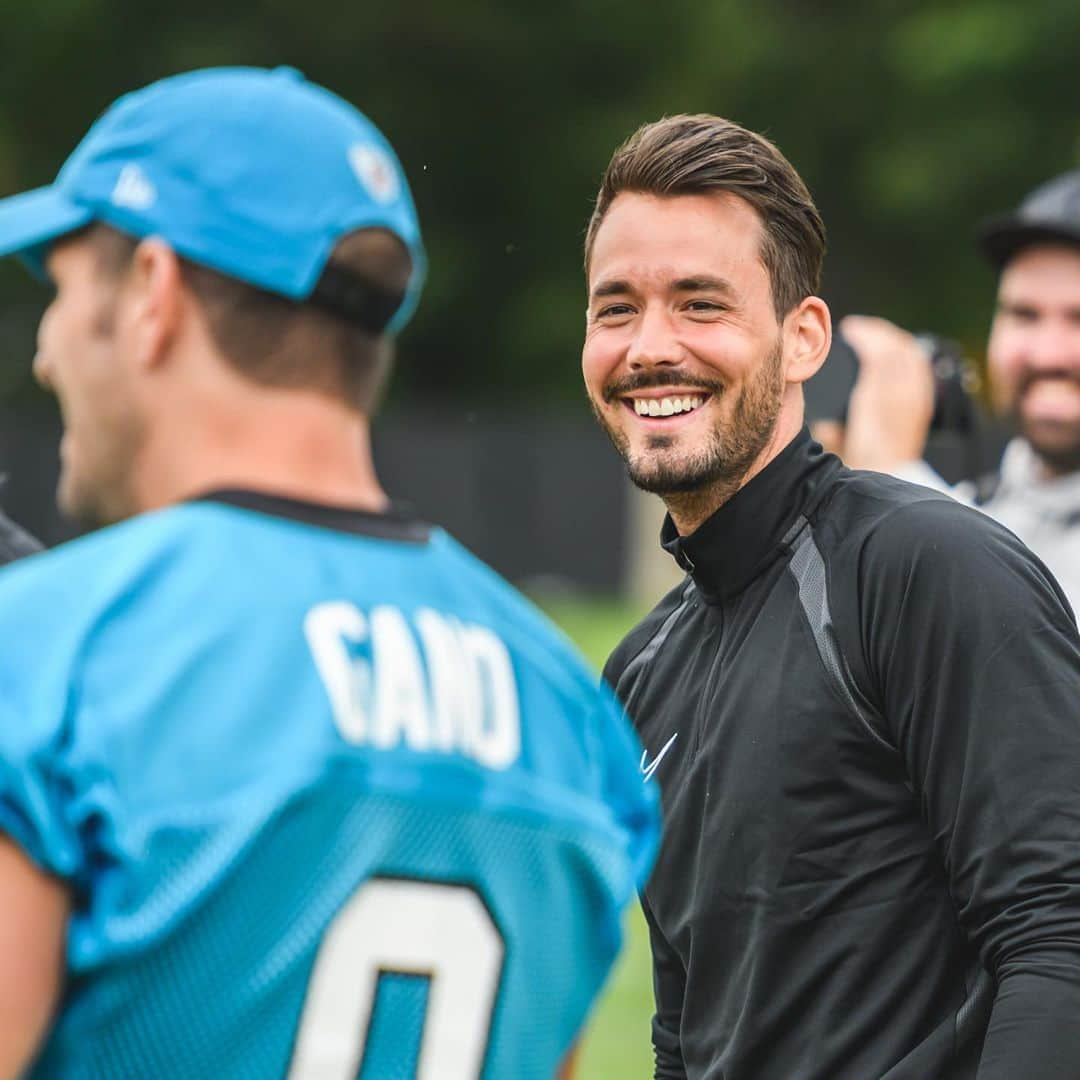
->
xmin=0 ymin=66 xmax=426 ymax=333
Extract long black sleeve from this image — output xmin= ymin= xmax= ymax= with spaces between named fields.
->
xmin=640 ymin=891 xmax=688 ymax=1079
xmin=852 ymin=498 xmax=1080 ymax=1078
xmin=603 ymin=640 xmax=689 ymax=1079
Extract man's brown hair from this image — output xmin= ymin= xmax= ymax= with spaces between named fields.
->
xmin=585 ymin=114 xmax=826 ymax=320
xmin=86 ymin=225 xmax=412 ymax=413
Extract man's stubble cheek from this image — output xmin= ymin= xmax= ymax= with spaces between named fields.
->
xmin=61 ymin=349 xmax=148 ymax=525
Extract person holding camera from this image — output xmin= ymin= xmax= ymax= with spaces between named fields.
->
xmin=834 ymin=171 xmax=1080 ymax=614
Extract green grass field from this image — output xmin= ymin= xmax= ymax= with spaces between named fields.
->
xmin=536 ymin=597 xmax=656 ymax=1080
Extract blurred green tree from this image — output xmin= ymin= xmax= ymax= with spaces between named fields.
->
xmin=0 ymin=0 xmax=1077 ymax=408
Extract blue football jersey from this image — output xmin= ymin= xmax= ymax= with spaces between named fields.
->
xmin=0 ymin=493 xmax=659 ymax=1079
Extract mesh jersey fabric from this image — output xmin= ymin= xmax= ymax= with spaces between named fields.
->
xmin=0 ymin=497 xmax=658 ymax=1079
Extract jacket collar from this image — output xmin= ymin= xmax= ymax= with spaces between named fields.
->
xmin=660 ymin=428 xmax=840 ymax=603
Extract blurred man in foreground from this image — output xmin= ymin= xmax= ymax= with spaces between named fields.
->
xmin=0 ymin=67 xmax=658 ymax=1078
xmin=582 ymin=114 xmax=1080 ymax=1078
xmin=836 ymin=170 xmax=1080 ymax=613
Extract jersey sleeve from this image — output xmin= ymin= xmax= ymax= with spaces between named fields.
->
xmin=587 ymin=681 xmax=661 ymax=895
xmin=0 ymin=562 xmax=85 ymax=882
xmin=0 ymin=699 xmax=81 ymax=879
xmin=851 ymin=498 xmax=1080 ymax=1078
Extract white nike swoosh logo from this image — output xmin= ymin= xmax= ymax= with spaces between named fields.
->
xmin=640 ymin=732 xmax=678 ymax=782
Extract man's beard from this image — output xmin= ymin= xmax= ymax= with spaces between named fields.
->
xmin=58 ymin=406 xmax=147 ymax=528
xmin=592 ymin=340 xmax=785 ymax=498
xmin=56 ymin=294 xmax=148 ymax=528
xmin=1010 ymin=370 xmax=1080 ymax=475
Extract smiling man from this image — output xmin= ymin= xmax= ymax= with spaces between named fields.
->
xmin=582 ymin=115 xmax=1080 ymax=1079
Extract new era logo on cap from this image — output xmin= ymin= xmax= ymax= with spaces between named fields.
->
xmin=111 ymin=165 xmax=157 ymax=211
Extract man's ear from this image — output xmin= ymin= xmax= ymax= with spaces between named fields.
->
xmin=125 ymin=238 xmax=184 ymax=370
xmin=783 ymin=296 xmax=831 ymax=385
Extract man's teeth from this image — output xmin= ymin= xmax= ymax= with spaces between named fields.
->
xmin=633 ymin=395 xmax=704 ymax=417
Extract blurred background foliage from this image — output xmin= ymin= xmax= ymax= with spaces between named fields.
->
xmin=1 ymin=0 xmax=1078 ymax=411
xmin=1 ymin=8 xmax=1077 ymax=1072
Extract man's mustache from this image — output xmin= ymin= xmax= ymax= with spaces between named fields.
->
xmin=602 ymin=371 xmax=726 ymax=404
xmin=1017 ymin=368 xmax=1080 ymax=396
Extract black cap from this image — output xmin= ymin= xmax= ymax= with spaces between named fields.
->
xmin=978 ymin=170 xmax=1080 ymax=268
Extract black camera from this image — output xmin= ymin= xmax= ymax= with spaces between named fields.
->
xmin=805 ymin=328 xmax=982 ymax=434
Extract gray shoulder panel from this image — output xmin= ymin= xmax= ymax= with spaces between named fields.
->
xmin=786 ymin=520 xmax=895 ymax=753
xmin=613 ymin=578 xmax=697 ymax=713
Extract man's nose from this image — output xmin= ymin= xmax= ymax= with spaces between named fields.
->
xmin=626 ymin=305 xmax=685 ymax=370
xmin=32 ymin=349 xmax=52 ymax=391
xmin=32 ymin=319 xmax=53 ymax=391
xmin=1023 ymin=319 xmax=1079 ymax=373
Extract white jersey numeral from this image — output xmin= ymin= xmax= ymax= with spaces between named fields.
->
xmin=288 ymin=879 xmax=504 ymax=1079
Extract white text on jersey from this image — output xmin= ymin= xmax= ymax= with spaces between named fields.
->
xmin=305 ymin=602 xmax=521 ymax=770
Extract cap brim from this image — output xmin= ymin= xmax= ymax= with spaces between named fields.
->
xmin=978 ymin=215 xmax=1080 ymax=268
xmin=0 ymin=186 xmax=94 ymax=278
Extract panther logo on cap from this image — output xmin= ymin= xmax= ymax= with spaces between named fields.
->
xmin=348 ymin=144 xmax=400 ymax=205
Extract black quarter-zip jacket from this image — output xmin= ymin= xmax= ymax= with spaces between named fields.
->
xmin=605 ymin=430 xmax=1080 ymax=1080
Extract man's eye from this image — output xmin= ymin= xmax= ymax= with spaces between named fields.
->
xmin=596 ymin=303 xmax=633 ymax=319
xmin=685 ymin=299 xmax=722 ymax=313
